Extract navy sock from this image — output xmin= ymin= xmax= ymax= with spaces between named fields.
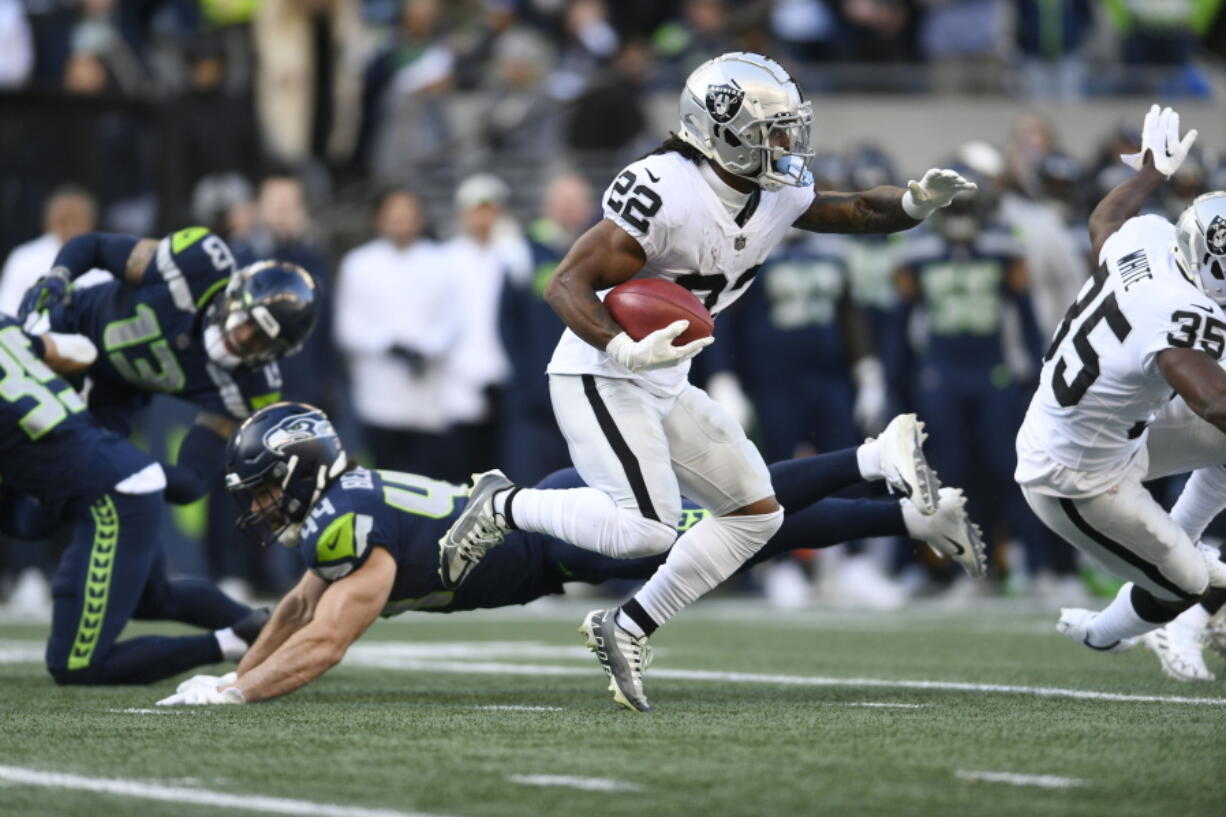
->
xmin=741 ymin=498 xmax=905 ymax=571
xmin=767 ymin=449 xmax=863 ymax=510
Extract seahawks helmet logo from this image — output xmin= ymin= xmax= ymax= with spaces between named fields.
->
xmin=1207 ymin=216 xmax=1226 ymax=256
xmin=263 ymin=414 xmax=336 ymax=454
xmin=706 ymin=82 xmax=744 ymax=124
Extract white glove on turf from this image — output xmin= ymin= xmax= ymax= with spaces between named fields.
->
xmin=605 ymin=320 xmax=713 ymax=373
xmin=175 ymin=671 xmax=237 ymax=695
xmin=1120 ymin=104 xmax=1197 ymax=178
xmin=158 ymin=684 xmax=245 ymax=706
xmin=900 ymin=169 xmax=978 ymax=220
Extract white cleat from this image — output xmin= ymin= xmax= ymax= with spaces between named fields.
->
xmin=907 ymin=487 xmax=987 ymax=579
xmin=1056 ymin=608 xmax=1139 ymax=654
xmin=579 ymin=608 xmax=653 ymax=712
xmin=437 ymin=470 xmax=514 ymax=590
xmin=1143 ymin=619 xmax=1215 ymax=682
xmin=874 ymin=413 xmax=940 ymax=515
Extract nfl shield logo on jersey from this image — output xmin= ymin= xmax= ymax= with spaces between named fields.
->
xmin=734 ymin=235 xmax=747 ymax=251
xmin=706 ymin=82 xmax=744 ymax=124
xmin=1207 ymin=216 xmax=1226 ymax=256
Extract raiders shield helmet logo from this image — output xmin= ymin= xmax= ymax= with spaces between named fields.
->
xmin=734 ymin=235 xmax=747 ymax=251
xmin=706 ymin=82 xmax=744 ymax=124
xmin=1207 ymin=215 xmax=1226 ymax=256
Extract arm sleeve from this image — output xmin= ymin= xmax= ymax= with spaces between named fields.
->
xmin=162 ymin=422 xmax=227 ymax=504
xmin=53 ymin=233 xmax=140 ymax=279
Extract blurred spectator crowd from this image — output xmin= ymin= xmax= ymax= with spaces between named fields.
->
xmin=2 ymin=0 xmax=1226 ymax=612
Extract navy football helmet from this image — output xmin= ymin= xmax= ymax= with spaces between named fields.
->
xmin=206 ymin=260 xmax=318 ymax=368
xmin=225 ymin=402 xmax=348 ymax=547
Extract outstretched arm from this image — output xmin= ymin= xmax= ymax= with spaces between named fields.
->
xmin=231 ymin=548 xmax=395 ymax=702
xmin=51 ymin=233 xmax=155 ymax=285
xmin=237 ymin=570 xmax=329 ymax=675
xmin=794 ymin=169 xmax=976 ymax=235
xmin=1088 ymin=163 xmax=1167 ymax=261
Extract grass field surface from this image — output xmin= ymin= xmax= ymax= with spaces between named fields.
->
xmin=0 ymin=599 xmax=1223 ymax=817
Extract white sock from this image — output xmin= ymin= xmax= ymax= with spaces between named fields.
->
xmin=506 ymin=487 xmax=675 ymax=558
xmin=214 ymin=627 xmax=247 ymax=661
xmin=1087 ymin=583 xmax=1157 ymax=646
xmin=633 ymin=509 xmax=784 ymax=629
xmin=1170 ymin=467 xmax=1226 ymax=543
xmin=1172 ymin=602 xmax=1211 ymax=632
xmin=856 ymin=439 xmax=883 ymax=481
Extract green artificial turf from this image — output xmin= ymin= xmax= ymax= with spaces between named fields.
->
xmin=0 ymin=601 xmax=1222 ymax=817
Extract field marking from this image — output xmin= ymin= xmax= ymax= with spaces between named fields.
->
xmin=105 ymin=708 xmax=184 ymax=715
xmin=842 ymin=702 xmax=931 ymax=709
xmin=338 ymin=650 xmax=1226 ymax=707
xmin=0 ymin=765 xmax=462 ymax=817
xmin=508 ymin=774 xmax=642 ymax=792
xmin=474 ymin=705 xmax=564 ymax=712
xmin=956 ymin=770 xmax=1086 ymax=789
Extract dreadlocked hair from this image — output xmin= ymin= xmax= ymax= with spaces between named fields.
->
xmin=640 ymin=133 xmax=706 ymax=165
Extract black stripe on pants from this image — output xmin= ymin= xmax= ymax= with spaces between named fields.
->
xmin=581 ymin=374 xmax=659 ymax=522
xmin=1058 ymin=498 xmax=1196 ymax=602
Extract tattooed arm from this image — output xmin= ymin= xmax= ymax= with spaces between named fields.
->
xmin=793 ymin=187 xmax=919 ymax=235
xmin=543 ymin=219 xmax=647 ymax=349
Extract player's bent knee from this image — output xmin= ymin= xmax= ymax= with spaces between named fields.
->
xmin=46 ymin=664 xmax=105 ymax=686
xmin=614 ymin=513 xmax=677 ymax=559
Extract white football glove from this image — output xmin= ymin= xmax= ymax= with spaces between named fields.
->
xmin=175 ymin=671 xmax=237 ymax=695
xmin=605 ymin=320 xmax=713 ymax=373
xmin=157 ymin=684 xmax=245 ymax=706
xmin=900 ymin=168 xmax=978 ymax=220
xmin=1120 ymin=104 xmax=1198 ymax=178
xmin=851 ymin=357 xmax=888 ymax=435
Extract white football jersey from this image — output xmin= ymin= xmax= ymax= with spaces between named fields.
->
xmin=546 ymin=151 xmax=816 ymax=395
xmin=1016 ymin=215 xmax=1226 ymax=497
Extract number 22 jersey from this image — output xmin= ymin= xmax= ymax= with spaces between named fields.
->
xmin=1016 ymin=215 xmax=1226 ymax=497
xmin=546 ymin=150 xmax=815 ymax=396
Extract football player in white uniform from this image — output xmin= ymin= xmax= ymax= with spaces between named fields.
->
xmin=439 ymin=52 xmax=979 ymax=711
xmin=1015 ymin=104 xmax=1226 ymax=663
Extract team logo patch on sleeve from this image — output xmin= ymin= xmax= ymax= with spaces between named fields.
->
xmin=705 ymin=81 xmax=744 ymax=124
xmin=1207 ymin=216 xmax=1226 ymax=256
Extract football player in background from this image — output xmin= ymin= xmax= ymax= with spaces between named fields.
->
xmin=434 ymin=51 xmax=977 ymax=711
xmin=155 ymin=401 xmax=984 ymax=705
xmin=0 ymin=316 xmax=264 ymax=685
xmin=18 ymin=225 xmax=319 ymax=506
xmin=893 ymin=164 xmax=1065 ymax=589
xmin=1015 ymin=105 xmax=1226 ymax=672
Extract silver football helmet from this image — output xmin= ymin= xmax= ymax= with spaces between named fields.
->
xmin=677 ymin=52 xmax=814 ymax=192
xmin=1174 ymin=192 xmax=1226 ymax=304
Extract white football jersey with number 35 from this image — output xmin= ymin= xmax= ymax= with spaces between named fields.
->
xmin=546 ymin=151 xmax=815 ymax=396
xmin=1016 ymin=214 xmax=1226 ymax=497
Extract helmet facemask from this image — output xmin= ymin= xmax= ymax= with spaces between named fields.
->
xmin=1174 ymin=192 xmax=1226 ymax=305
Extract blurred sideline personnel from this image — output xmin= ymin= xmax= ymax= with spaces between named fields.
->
xmin=155 ymin=402 xmax=984 ymax=705
xmin=0 ymin=317 xmax=264 ymax=684
xmin=498 ymin=173 xmax=595 ymax=484
xmin=336 ymin=188 xmax=462 ymax=476
xmin=436 ymin=51 xmax=977 ymax=711
xmin=893 ymin=163 xmax=1063 ymax=585
xmin=18 ymin=225 xmax=319 ymax=507
xmin=1015 ymin=105 xmax=1226 ymax=682
xmin=0 ymin=186 xmax=99 ymax=315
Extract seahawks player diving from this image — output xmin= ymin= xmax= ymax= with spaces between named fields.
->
xmin=156 ymin=402 xmax=984 ymax=705
xmin=0 ymin=316 xmax=264 ymax=685
xmin=18 ymin=226 xmax=319 ymax=505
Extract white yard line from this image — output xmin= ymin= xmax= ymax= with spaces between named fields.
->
xmin=105 ymin=708 xmax=184 ymax=715
xmin=842 ymin=702 xmax=932 ymax=709
xmin=0 ymin=765 xmax=463 ymax=817
xmin=474 ymin=705 xmax=564 ymax=712
xmin=508 ymin=775 xmax=642 ymax=792
xmin=955 ymin=770 xmax=1086 ymax=789
xmin=339 ymin=651 xmax=1226 ymax=707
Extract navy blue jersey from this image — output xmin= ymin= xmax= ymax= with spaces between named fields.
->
xmin=298 ymin=467 xmax=712 ymax=616
xmin=48 ymin=228 xmax=283 ymax=425
xmin=897 ymin=226 xmax=1024 ymax=369
xmin=0 ymin=316 xmax=154 ymax=513
xmin=726 ymin=233 xmax=853 ymax=387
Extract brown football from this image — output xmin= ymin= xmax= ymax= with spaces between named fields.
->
xmin=605 ymin=278 xmax=714 ymax=346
